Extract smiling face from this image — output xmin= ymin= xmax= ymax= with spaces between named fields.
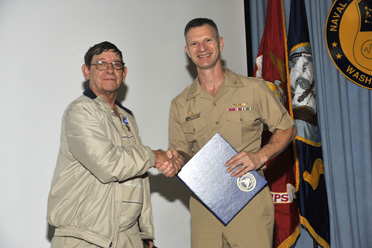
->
xmin=185 ymin=24 xmax=224 ymax=70
xmin=82 ymin=50 xmax=127 ymax=99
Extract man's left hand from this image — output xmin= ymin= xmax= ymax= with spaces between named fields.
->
xmin=225 ymin=151 xmax=264 ymax=178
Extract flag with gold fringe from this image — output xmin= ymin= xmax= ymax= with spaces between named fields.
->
xmin=253 ymin=0 xmax=300 ymax=247
xmin=288 ymin=0 xmax=330 ymax=247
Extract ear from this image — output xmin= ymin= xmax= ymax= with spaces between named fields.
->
xmin=82 ymin=64 xmax=90 ymax=80
xmin=122 ymin=66 xmax=128 ymax=82
xmin=185 ymin=45 xmax=191 ymax=58
xmin=219 ymin=37 xmax=224 ymax=52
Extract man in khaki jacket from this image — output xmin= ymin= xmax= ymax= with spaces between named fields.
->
xmin=47 ymin=41 xmax=181 ymax=248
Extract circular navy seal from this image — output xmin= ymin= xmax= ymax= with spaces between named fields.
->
xmin=325 ymin=0 xmax=372 ymax=90
xmin=237 ymin=173 xmax=256 ymax=192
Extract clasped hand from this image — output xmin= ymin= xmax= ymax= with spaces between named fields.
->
xmin=153 ymin=148 xmax=183 ymax=177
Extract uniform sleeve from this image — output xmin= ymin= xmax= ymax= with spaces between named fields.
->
xmin=63 ymin=101 xmax=156 ymax=184
xmin=168 ymin=99 xmax=193 ymax=154
xmin=255 ymin=81 xmax=294 ymax=132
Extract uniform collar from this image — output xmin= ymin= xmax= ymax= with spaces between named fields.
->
xmin=83 ymin=87 xmax=133 ymax=116
xmin=186 ymin=67 xmax=243 ymax=101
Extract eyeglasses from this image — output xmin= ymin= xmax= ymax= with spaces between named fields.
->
xmin=90 ymin=60 xmax=125 ymax=70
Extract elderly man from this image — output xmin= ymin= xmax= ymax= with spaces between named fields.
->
xmin=48 ymin=41 xmax=181 ymax=248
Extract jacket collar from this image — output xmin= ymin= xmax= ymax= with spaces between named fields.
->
xmin=186 ymin=67 xmax=243 ymax=101
xmin=83 ymin=87 xmax=133 ymax=116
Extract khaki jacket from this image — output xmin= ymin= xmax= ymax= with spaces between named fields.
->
xmin=47 ymin=88 xmax=155 ymax=247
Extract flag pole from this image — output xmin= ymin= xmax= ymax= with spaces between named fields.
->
xmin=313 ymin=238 xmax=318 ymax=248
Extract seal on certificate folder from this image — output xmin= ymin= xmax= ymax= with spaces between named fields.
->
xmin=237 ymin=173 xmax=256 ymax=192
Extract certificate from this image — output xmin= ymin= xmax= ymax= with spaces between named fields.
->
xmin=177 ymin=133 xmax=267 ymax=225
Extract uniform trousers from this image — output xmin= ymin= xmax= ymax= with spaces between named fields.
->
xmin=190 ymin=186 xmax=274 ymax=248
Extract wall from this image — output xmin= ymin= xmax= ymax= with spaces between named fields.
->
xmin=0 ymin=1 xmax=246 ymax=247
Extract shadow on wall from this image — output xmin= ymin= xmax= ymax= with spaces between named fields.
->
xmin=47 ymin=224 xmax=55 ymax=242
xmin=148 ymin=173 xmax=192 ymax=209
xmin=185 ymin=55 xmax=198 ymax=79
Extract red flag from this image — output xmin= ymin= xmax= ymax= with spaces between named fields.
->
xmin=254 ymin=0 xmax=300 ymax=247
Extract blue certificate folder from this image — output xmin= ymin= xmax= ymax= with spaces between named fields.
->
xmin=177 ymin=133 xmax=267 ymax=225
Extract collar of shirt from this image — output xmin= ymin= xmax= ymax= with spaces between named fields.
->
xmin=186 ymin=67 xmax=244 ymax=101
xmin=83 ymin=87 xmax=133 ymax=116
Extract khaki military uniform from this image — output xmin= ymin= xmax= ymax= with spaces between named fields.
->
xmin=169 ymin=68 xmax=294 ymax=247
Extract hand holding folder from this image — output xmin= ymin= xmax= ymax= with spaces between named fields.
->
xmin=177 ymin=133 xmax=267 ymax=225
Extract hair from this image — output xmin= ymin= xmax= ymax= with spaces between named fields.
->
xmin=184 ymin=18 xmax=220 ymax=43
xmin=84 ymin=41 xmax=123 ymax=69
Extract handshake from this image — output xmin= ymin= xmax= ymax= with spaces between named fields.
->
xmin=153 ymin=148 xmax=186 ymax=177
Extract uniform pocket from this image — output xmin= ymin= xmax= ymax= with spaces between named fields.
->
xmin=226 ymin=109 xmax=261 ymax=146
xmin=120 ymin=178 xmax=144 ymax=228
xmin=182 ymin=117 xmax=207 ymax=134
xmin=182 ymin=117 xmax=208 ymax=152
